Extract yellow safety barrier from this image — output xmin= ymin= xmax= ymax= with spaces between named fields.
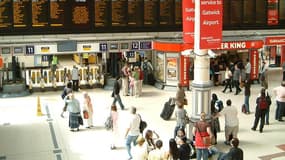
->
xmin=37 ymin=96 xmax=43 ymax=116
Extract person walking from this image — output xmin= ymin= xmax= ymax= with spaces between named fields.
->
xmin=110 ymin=104 xmax=119 ymax=150
xmin=121 ymin=62 xmax=130 ymax=96
xmin=243 ymin=79 xmax=251 ymax=114
xmin=192 ymin=112 xmax=213 ymax=160
xmin=251 ymin=88 xmax=269 ymax=133
xmin=210 ymin=93 xmax=221 ymax=144
xmin=174 ymin=104 xmax=188 ymax=138
xmin=112 ymin=76 xmax=125 ymax=110
xmin=131 ymin=136 xmax=148 ymax=160
xmin=273 ymin=81 xmax=285 ymax=122
xmin=259 ymin=61 xmax=268 ymax=89
xmin=82 ymin=92 xmax=93 ymax=128
xmin=176 ymin=83 xmax=186 ymax=107
xmin=222 ymin=66 xmax=232 ymax=93
xmin=65 ymin=93 xmax=81 ymax=132
xmin=164 ymin=138 xmax=180 ymax=160
xmin=147 ymin=140 xmax=165 ymax=160
xmin=218 ymin=138 xmax=243 ymax=160
xmin=125 ymin=107 xmax=141 ymax=160
xmin=71 ymin=65 xmax=80 ymax=91
xmin=233 ymin=64 xmax=242 ymax=95
xmin=214 ymin=99 xmax=239 ymax=145
xmin=61 ymin=81 xmax=73 ymax=118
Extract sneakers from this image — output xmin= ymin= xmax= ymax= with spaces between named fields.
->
xmin=110 ymin=146 xmax=116 ymax=150
xmin=251 ymin=128 xmax=256 ymax=131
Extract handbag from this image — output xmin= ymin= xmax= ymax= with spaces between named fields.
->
xmin=138 ymin=114 xmax=147 ymax=133
xmin=78 ymin=116 xmax=83 ymax=125
xmin=104 ymin=115 xmax=113 ymax=130
xmin=83 ymin=110 xmax=89 ymax=119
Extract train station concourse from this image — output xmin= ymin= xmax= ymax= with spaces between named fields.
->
xmin=0 ymin=65 xmax=285 ymax=160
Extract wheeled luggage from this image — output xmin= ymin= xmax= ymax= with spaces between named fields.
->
xmin=160 ymin=97 xmax=175 ymax=120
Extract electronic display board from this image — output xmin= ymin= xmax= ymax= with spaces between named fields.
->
xmin=94 ymin=0 xmax=109 ymax=27
xmin=111 ymin=0 xmax=127 ymax=27
xmin=144 ymin=0 xmax=158 ymax=26
xmin=32 ymin=0 xmax=49 ymax=27
xmin=71 ymin=0 xmax=91 ymax=29
xmin=175 ymin=0 xmax=182 ymax=25
xmin=50 ymin=0 xmax=66 ymax=27
xmin=159 ymin=0 xmax=174 ymax=25
xmin=13 ymin=0 xmax=30 ymax=28
xmin=128 ymin=0 xmax=143 ymax=26
xmin=0 ymin=1 xmax=12 ymax=29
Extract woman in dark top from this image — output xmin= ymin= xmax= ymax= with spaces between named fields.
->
xmin=243 ymin=79 xmax=251 ymax=114
xmin=210 ymin=93 xmax=220 ymax=144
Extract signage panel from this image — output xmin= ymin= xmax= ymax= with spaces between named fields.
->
xmin=99 ymin=43 xmax=108 ymax=52
xmin=77 ymin=43 xmax=100 ymax=52
xmin=35 ymin=44 xmax=57 ymax=54
xmin=131 ymin=41 xmax=140 ymax=50
xmin=199 ymin=0 xmax=223 ymax=49
xmin=26 ymin=46 xmax=35 ymax=55
xmin=220 ymin=41 xmax=263 ymax=49
xmin=182 ymin=0 xmax=195 ymax=44
xmin=250 ymin=49 xmax=259 ymax=80
xmin=265 ymin=36 xmax=285 ymax=45
xmin=140 ymin=41 xmax=152 ymax=50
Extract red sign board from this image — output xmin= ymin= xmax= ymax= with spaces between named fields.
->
xmin=199 ymin=0 xmax=223 ymax=49
xmin=250 ymin=49 xmax=259 ymax=80
xmin=265 ymin=36 xmax=285 ymax=45
xmin=267 ymin=0 xmax=279 ymax=25
xmin=182 ymin=0 xmax=195 ymax=44
xmin=220 ymin=41 xmax=263 ymax=50
xmin=179 ymin=55 xmax=190 ymax=87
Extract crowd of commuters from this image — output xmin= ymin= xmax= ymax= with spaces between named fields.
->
xmin=56 ymin=57 xmax=285 ymax=160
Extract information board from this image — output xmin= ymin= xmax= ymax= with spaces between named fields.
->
xmin=32 ymin=0 xmax=49 ymax=27
xmin=128 ymin=0 xmax=143 ymax=26
xmin=112 ymin=0 xmax=127 ymax=27
xmin=71 ymin=1 xmax=91 ymax=29
xmin=0 ymin=1 xmax=12 ymax=28
xmin=13 ymin=0 xmax=30 ymax=28
xmin=144 ymin=0 xmax=158 ymax=26
xmin=94 ymin=0 xmax=109 ymax=27
xmin=50 ymin=0 xmax=66 ymax=27
xmin=159 ymin=0 xmax=174 ymax=25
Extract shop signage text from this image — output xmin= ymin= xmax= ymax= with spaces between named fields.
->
xmin=221 ymin=41 xmax=263 ymax=49
xmin=265 ymin=36 xmax=285 ymax=45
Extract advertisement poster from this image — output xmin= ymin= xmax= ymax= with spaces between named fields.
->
xmin=167 ymin=57 xmax=178 ymax=80
xmin=182 ymin=0 xmax=195 ymax=44
xmin=199 ymin=0 xmax=223 ymax=49
xmin=250 ymin=49 xmax=259 ymax=80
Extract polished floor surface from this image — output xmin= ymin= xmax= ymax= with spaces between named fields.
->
xmin=0 ymin=67 xmax=285 ymax=160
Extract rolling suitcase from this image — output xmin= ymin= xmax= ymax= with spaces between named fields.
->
xmin=160 ymin=98 xmax=175 ymax=120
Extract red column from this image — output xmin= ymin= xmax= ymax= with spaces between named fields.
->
xmin=179 ymin=55 xmax=190 ymax=87
xmin=250 ymin=49 xmax=259 ymax=80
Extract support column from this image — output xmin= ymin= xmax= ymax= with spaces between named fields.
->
xmin=191 ymin=50 xmax=212 ymax=120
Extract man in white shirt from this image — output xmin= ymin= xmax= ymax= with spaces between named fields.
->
xmin=214 ymin=99 xmax=239 ymax=145
xmin=273 ymin=81 xmax=285 ymax=122
xmin=125 ymin=107 xmax=141 ymax=160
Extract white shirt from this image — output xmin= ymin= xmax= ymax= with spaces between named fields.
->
xmin=148 ymin=148 xmax=165 ymax=160
xmin=274 ymin=86 xmax=285 ymax=102
xmin=219 ymin=105 xmax=239 ymax=127
xmin=245 ymin=62 xmax=251 ymax=74
xmin=128 ymin=114 xmax=141 ymax=136
xmin=132 ymin=144 xmax=148 ymax=160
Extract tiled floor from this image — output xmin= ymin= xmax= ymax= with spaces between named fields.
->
xmin=0 ymin=67 xmax=285 ymax=160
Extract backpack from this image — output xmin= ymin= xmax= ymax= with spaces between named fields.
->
xmin=143 ymin=62 xmax=148 ymax=70
xmin=215 ymin=100 xmax=224 ymax=112
xmin=258 ymin=97 xmax=268 ymax=110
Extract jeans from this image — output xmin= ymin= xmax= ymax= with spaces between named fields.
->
xmin=196 ymin=148 xmax=209 ymax=160
xmin=275 ymin=101 xmax=285 ymax=120
xmin=112 ymin=94 xmax=125 ymax=110
xmin=265 ymin=108 xmax=270 ymax=124
xmin=126 ymin=135 xmax=139 ymax=159
xmin=223 ymin=79 xmax=232 ymax=92
xmin=244 ymin=95 xmax=250 ymax=112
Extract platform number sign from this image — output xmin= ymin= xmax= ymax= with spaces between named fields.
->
xmin=26 ymin=46 xmax=35 ymax=55
xmin=131 ymin=41 xmax=139 ymax=50
xmin=99 ymin=43 xmax=108 ymax=52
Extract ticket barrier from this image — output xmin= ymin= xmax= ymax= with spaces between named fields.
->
xmin=26 ymin=65 xmax=104 ymax=91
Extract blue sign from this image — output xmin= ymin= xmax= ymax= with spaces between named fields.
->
xmin=131 ymin=41 xmax=139 ymax=50
xmin=26 ymin=46 xmax=35 ymax=55
xmin=140 ymin=41 xmax=152 ymax=50
xmin=99 ymin=43 xmax=108 ymax=51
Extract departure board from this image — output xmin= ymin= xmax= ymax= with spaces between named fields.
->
xmin=32 ymin=0 xmax=49 ymax=27
xmin=71 ymin=1 xmax=90 ymax=29
xmin=13 ymin=0 xmax=30 ymax=28
xmin=0 ymin=1 xmax=12 ymax=28
xmin=175 ymin=0 xmax=182 ymax=25
xmin=128 ymin=0 xmax=143 ymax=26
xmin=50 ymin=0 xmax=66 ymax=27
xmin=111 ymin=0 xmax=127 ymax=27
xmin=159 ymin=0 xmax=174 ymax=25
xmin=94 ymin=0 xmax=109 ymax=27
xmin=144 ymin=0 xmax=158 ymax=26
